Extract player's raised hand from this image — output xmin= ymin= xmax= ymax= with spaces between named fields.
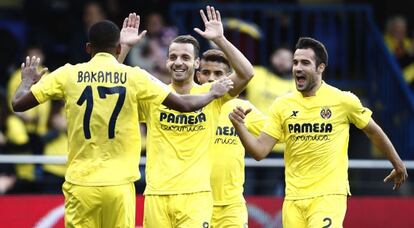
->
xmin=21 ymin=56 xmax=48 ymax=84
xmin=210 ymin=77 xmax=233 ymax=98
xmin=194 ymin=5 xmax=224 ymax=42
xmin=120 ymin=13 xmax=147 ymax=47
xmin=229 ymin=106 xmax=252 ymax=126
xmin=384 ymin=164 xmax=408 ymax=190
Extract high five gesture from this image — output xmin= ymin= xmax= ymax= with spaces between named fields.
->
xmin=194 ymin=6 xmax=224 ymax=42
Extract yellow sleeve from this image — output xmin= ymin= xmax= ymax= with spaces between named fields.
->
xmin=245 ymin=101 xmax=268 ymax=136
xmin=31 ymin=65 xmax=69 ymax=103
xmin=343 ymin=92 xmax=372 ymax=129
xmin=134 ymin=67 xmax=171 ymax=105
xmin=262 ymin=98 xmax=283 ymax=140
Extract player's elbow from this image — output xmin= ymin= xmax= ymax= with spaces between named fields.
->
xmin=247 ymin=151 xmax=266 ymax=161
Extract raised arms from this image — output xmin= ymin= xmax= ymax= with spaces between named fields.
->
xmin=194 ymin=6 xmax=254 ymax=97
xmin=12 ymin=56 xmax=47 ymax=112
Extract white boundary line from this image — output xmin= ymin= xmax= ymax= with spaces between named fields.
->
xmin=1 ymin=155 xmax=413 ymax=169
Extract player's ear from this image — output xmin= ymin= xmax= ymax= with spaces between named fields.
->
xmin=317 ymin=63 xmax=326 ymax=74
xmin=195 ymin=71 xmax=202 ymax=83
xmin=194 ymin=57 xmax=200 ymax=69
xmin=86 ymin=43 xmax=92 ymax=55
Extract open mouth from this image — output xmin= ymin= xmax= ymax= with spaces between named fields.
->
xmin=296 ymin=76 xmax=306 ymax=85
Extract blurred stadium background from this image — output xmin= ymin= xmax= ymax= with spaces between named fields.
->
xmin=0 ymin=0 xmax=413 ymax=227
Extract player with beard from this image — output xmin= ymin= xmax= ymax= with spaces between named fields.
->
xmin=119 ymin=6 xmax=255 ymax=227
xmin=229 ymin=37 xmax=407 ymax=228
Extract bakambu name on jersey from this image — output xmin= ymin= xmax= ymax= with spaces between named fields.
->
xmin=288 ymin=123 xmax=333 ymax=133
xmin=77 ymin=71 xmax=127 ymax=84
xmin=160 ymin=112 xmax=206 ymax=124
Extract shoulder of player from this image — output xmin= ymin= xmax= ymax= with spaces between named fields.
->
xmin=223 ymin=98 xmax=250 ymax=108
xmin=190 ymin=83 xmax=210 ymax=94
xmin=324 ymin=83 xmax=360 ymax=103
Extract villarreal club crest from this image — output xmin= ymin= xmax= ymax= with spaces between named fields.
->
xmin=320 ymin=107 xmax=332 ymax=119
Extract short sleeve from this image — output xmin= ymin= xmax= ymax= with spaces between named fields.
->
xmin=344 ymin=92 xmax=372 ymax=129
xmin=31 ymin=65 xmax=69 ymax=103
xmin=134 ymin=67 xmax=171 ymax=105
xmin=244 ymin=101 xmax=268 ymax=136
xmin=262 ymin=98 xmax=284 ymax=140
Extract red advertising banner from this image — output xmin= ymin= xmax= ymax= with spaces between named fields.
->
xmin=0 ymin=195 xmax=413 ymax=227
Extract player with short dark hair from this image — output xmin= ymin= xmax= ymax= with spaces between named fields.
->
xmin=230 ymin=37 xmax=408 ymax=228
xmin=119 ymin=6 xmax=255 ymax=227
xmin=12 ymin=17 xmax=232 ymax=228
xmin=197 ymin=49 xmax=267 ymax=227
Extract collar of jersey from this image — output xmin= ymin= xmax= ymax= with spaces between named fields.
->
xmin=91 ymin=52 xmax=118 ymax=63
xmin=296 ymin=80 xmax=328 ymax=98
xmin=168 ymin=82 xmax=204 ymax=93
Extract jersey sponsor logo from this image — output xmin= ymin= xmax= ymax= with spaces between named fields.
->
xmin=287 ymin=122 xmax=332 ymax=141
xmin=288 ymin=123 xmax=332 ymax=133
xmin=159 ymin=110 xmax=207 ymax=132
xmin=216 ymin=125 xmax=238 ymax=136
xmin=77 ymin=71 xmax=127 ymax=84
xmin=214 ymin=137 xmax=238 ymax=145
xmin=159 ymin=112 xmax=206 ymax=124
xmin=320 ymin=107 xmax=332 ymax=119
xmin=160 ymin=123 xmax=205 ymax=132
xmin=289 ymin=134 xmax=330 ymax=141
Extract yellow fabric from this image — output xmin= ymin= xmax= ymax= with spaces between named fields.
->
xmin=282 ymin=195 xmax=347 ymax=228
xmin=144 ymin=192 xmax=213 ymax=228
xmin=6 ymin=115 xmax=34 ymax=181
xmin=43 ymin=133 xmax=68 ymax=177
xmin=31 ymin=53 xmax=170 ymax=186
xmin=246 ymin=66 xmax=295 ymax=115
xmin=264 ymin=82 xmax=372 ymax=200
xmin=140 ymin=83 xmax=232 ymax=195
xmin=8 ymin=69 xmax=51 ymax=135
xmin=211 ymin=203 xmax=248 ymax=228
xmin=63 ymin=181 xmax=136 ymax=228
xmin=210 ymin=98 xmax=267 ymax=205
xmin=246 ymin=66 xmax=295 ymax=152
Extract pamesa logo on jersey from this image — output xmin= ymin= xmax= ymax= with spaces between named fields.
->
xmin=320 ymin=106 xmax=332 ymax=119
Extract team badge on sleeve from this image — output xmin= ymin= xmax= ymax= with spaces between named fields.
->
xmin=320 ymin=107 xmax=332 ymax=119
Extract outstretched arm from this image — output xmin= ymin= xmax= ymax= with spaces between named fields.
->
xmin=229 ymin=106 xmax=277 ymax=160
xmin=118 ymin=13 xmax=147 ymax=63
xmin=162 ymin=77 xmax=233 ymax=112
xmin=362 ymin=118 xmax=408 ymax=190
xmin=194 ymin=6 xmax=254 ymax=97
xmin=12 ymin=56 xmax=48 ymax=112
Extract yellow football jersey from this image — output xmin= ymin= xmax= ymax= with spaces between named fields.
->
xmin=246 ymin=66 xmax=295 ymax=115
xmin=263 ymin=82 xmax=372 ymax=200
xmin=140 ymin=83 xmax=232 ymax=195
xmin=210 ymin=98 xmax=267 ymax=205
xmin=31 ymin=52 xmax=170 ymax=186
